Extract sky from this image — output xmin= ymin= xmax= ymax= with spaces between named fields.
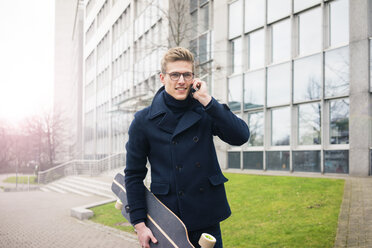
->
xmin=0 ymin=0 xmax=55 ymax=125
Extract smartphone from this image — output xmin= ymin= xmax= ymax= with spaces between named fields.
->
xmin=190 ymin=82 xmax=201 ymax=96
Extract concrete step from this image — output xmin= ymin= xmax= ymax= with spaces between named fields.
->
xmin=40 ymin=176 xmax=115 ymax=199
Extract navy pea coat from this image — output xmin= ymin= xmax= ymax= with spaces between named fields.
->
xmin=124 ymin=86 xmax=249 ymax=231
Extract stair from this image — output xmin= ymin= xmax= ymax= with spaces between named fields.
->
xmin=40 ymin=175 xmax=115 ymax=199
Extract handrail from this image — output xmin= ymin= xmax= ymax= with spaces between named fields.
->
xmin=37 ymin=153 xmax=125 ymax=184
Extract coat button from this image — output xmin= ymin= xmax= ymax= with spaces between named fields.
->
xmin=195 ymin=162 xmax=201 ymax=168
xmin=178 ymin=191 xmax=184 ymax=196
xmin=172 ymin=140 xmax=177 ymax=145
xmin=176 ymin=164 xmax=182 ymax=171
xmin=199 ymin=187 xmax=204 ymax=192
xmin=193 ymin=136 xmax=199 ymax=142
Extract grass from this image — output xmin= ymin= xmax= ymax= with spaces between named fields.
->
xmin=3 ymin=176 xmax=38 ymax=184
xmin=222 ymin=173 xmax=344 ymax=248
xmin=89 ymin=202 xmax=135 ymax=233
xmin=90 ymin=173 xmax=345 ymax=248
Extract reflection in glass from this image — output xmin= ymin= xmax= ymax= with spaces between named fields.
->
xmin=232 ymin=38 xmax=243 ymax=73
xmin=329 ymin=0 xmax=349 ymax=47
xmin=324 ymin=150 xmax=349 ymax=173
xmin=199 ymin=33 xmax=208 ymax=63
xmin=249 ymin=29 xmax=265 ymax=69
xmin=267 ymin=0 xmax=291 ymax=24
xmin=245 ymin=0 xmax=265 ymax=32
xmin=325 ymin=46 xmax=349 ymax=97
xmin=190 ymin=0 xmax=198 ymax=12
xmin=200 ymin=3 xmax=209 ymax=33
xmin=330 ymin=98 xmax=349 ymax=144
xmin=228 ymin=75 xmax=243 ymax=111
xmin=229 ymin=0 xmax=242 ymax=39
xmin=266 ymin=151 xmax=290 ymax=171
xmin=272 ymin=19 xmax=291 ymax=63
xmin=228 ymin=151 xmax=241 ymax=169
xmin=298 ymin=8 xmax=321 ymax=55
xmin=248 ymin=112 xmax=264 ymax=146
xmin=244 ymin=70 xmax=264 ymax=109
xmin=298 ymin=103 xmax=321 ymax=145
xmin=243 ymin=152 xmax=263 ymax=169
xmin=267 ymin=62 xmax=290 ymax=107
xmin=293 ymin=54 xmax=322 ymax=102
xmin=272 ymin=107 xmax=290 ymax=146
xmin=191 ymin=10 xmax=198 ymax=36
xmin=294 ymin=0 xmax=320 ymax=12
xmin=293 ymin=151 xmax=321 ymax=172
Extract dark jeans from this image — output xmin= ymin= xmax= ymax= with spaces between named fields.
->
xmin=188 ymin=223 xmax=223 ymax=248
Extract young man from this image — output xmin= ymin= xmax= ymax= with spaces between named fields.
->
xmin=124 ymin=47 xmax=249 ymax=248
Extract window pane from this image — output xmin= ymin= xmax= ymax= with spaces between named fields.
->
xmin=267 ymin=62 xmax=291 ymax=107
xmin=244 ymin=70 xmax=264 ymax=109
xmin=293 ymin=54 xmax=322 ymax=102
xmin=272 ymin=107 xmax=290 ymax=146
xmin=298 ymin=103 xmax=321 ymax=145
xmin=190 ymin=0 xmax=198 ymax=12
xmin=272 ymin=19 xmax=291 ymax=63
xmin=294 ymin=0 xmax=320 ymax=13
xmin=243 ymin=151 xmax=263 ymax=169
xmin=245 ymin=0 xmax=265 ymax=32
xmin=200 ymin=0 xmax=208 ymax=6
xmin=293 ymin=151 xmax=321 ymax=172
xmin=267 ymin=0 xmax=291 ymax=24
xmin=329 ymin=0 xmax=349 ymax=47
xmin=228 ymin=75 xmax=243 ymax=111
xmin=330 ymin=98 xmax=349 ymax=144
xmin=228 ymin=151 xmax=241 ymax=169
xmin=248 ymin=111 xmax=264 ymax=146
xmin=232 ymin=37 xmax=243 ymax=73
xmin=229 ymin=0 xmax=242 ymax=39
xmin=200 ymin=3 xmax=209 ymax=33
xmin=249 ymin=29 xmax=265 ymax=69
xmin=191 ymin=10 xmax=198 ymax=35
xmin=324 ymin=150 xmax=349 ymax=173
xmin=298 ymin=8 xmax=322 ymax=55
xmin=266 ymin=151 xmax=290 ymax=171
xmin=325 ymin=46 xmax=349 ymax=97
xmin=199 ymin=33 xmax=208 ymax=63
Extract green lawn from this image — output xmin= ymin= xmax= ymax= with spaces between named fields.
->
xmin=90 ymin=202 xmax=135 ymax=233
xmin=90 ymin=173 xmax=345 ymax=248
xmin=3 ymin=176 xmax=38 ymax=184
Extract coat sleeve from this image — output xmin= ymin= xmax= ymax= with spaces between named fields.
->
xmin=204 ymin=97 xmax=250 ymax=146
xmin=124 ymin=113 xmax=149 ymax=225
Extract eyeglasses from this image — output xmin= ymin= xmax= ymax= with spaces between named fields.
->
xmin=164 ymin=72 xmax=194 ymax=82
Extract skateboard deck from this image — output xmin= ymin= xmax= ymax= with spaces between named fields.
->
xmin=111 ymin=173 xmax=216 ymax=248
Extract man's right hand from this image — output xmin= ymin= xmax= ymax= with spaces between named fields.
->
xmin=134 ymin=222 xmax=158 ymax=248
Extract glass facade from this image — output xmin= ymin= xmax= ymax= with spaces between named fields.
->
xmin=227 ymin=0 xmax=352 ymax=174
xmin=266 ymin=151 xmax=290 ymax=171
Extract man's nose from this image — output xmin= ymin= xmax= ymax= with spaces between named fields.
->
xmin=178 ymin=74 xmax=185 ymax=83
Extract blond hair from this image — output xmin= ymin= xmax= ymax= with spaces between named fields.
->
xmin=161 ymin=47 xmax=195 ymax=73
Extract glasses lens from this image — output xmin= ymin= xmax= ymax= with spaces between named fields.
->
xmin=183 ymin=73 xmax=193 ymax=81
xmin=169 ymin=73 xmax=180 ymax=81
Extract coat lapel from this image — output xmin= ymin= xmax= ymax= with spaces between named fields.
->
xmin=148 ymin=86 xmax=202 ymax=137
xmin=172 ymin=110 xmax=202 ymax=139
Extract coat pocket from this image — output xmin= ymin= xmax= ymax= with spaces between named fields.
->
xmin=208 ymin=174 xmax=229 ymax=186
xmin=150 ymin=182 xmax=170 ymax=195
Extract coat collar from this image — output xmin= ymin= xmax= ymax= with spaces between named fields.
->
xmin=148 ymin=86 xmax=202 ymax=138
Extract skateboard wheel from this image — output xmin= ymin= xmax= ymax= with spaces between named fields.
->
xmin=198 ymin=233 xmax=216 ymax=248
xmin=115 ymin=199 xmax=123 ymax=210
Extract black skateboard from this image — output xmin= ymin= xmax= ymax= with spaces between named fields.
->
xmin=111 ymin=173 xmax=216 ymax=248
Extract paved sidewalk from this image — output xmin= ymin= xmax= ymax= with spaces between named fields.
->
xmin=0 ymin=190 xmax=140 ymax=248
xmin=334 ymin=177 xmax=372 ymax=248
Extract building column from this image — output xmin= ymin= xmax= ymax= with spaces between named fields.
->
xmin=349 ymin=0 xmax=371 ymax=176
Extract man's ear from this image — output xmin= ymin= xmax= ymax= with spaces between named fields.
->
xmin=159 ymin=73 xmax=165 ymax=85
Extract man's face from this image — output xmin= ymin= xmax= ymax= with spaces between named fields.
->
xmin=160 ymin=60 xmax=193 ymax=100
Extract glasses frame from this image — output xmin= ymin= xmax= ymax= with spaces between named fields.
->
xmin=164 ymin=72 xmax=195 ymax=82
